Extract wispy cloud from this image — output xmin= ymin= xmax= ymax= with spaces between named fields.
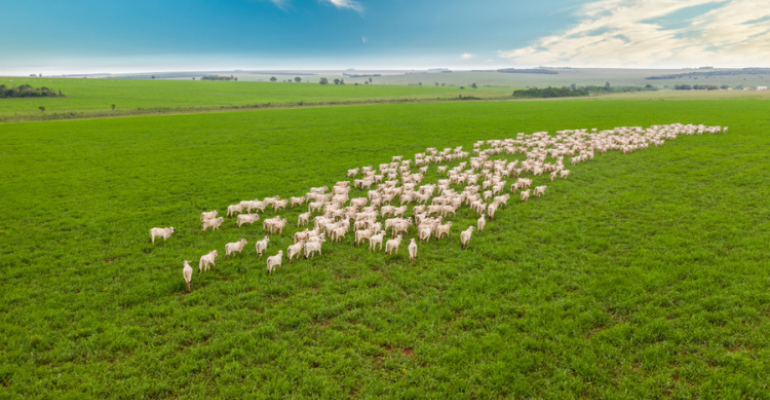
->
xmin=267 ymin=0 xmax=290 ymax=10
xmin=462 ymin=53 xmax=474 ymax=60
xmin=498 ymin=0 xmax=770 ymax=68
xmin=362 ymin=36 xmax=368 ymax=43
xmin=322 ymin=0 xmax=364 ymax=14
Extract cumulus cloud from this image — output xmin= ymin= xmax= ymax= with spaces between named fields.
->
xmin=498 ymin=0 xmax=770 ymax=67
xmin=323 ymin=0 xmax=364 ymax=13
xmin=462 ymin=53 xmax=474 ymax=60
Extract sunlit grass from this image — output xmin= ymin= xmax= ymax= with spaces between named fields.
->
xmin=1 ymin=99 xmax=769 ymax=398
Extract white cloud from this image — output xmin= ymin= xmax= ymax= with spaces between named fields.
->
xmin=499 ymin=0 xmax=770 ymax=68
xmin=323 ymin=0 xmax=364 ymax=13
xmin=462 ymin=53 xmax=474 ymax=60
xmin=362 ymin=36 xmax=368 ymax=43
xmin=267 ymin=0 xmax=289 ymax=9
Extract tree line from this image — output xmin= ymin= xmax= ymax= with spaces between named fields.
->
xmin=512 ymin=86 xmax=589 ymax=98
xmin=0 ymin=84 xmax=64 ymax=98
xmin=200 ymin=75 xmax=238 ymax=81
xmin=512 ymin=83 xmax=658 ymax=98
xmin=646 ymin=68 xmax=770 ymax=80
xmin=674 ymin=84 xmax=720 ymax=91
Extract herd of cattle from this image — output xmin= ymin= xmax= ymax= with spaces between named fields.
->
xmin=147 ymin=123 xmax=727 ymax=291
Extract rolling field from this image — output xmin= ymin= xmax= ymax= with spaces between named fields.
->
xmin=1 ymin=99 xmax=770 ymax=399
xmin=0 ymin=78 xmax=507 ymax=121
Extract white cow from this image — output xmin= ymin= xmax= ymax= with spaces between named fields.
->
xmin=460 ymin=226 xmax=475 ymax=249
xmin=287 ymin=242 xmax=304 ymax=263
xmin=150 ymin=227 xmax=174 ymax=244
xmin=200 ymin=211 xmax=218 ymax=221
xmin=198 ymin=250 xmax=218 ymax=274
xmin=202 ymin=217 xmax=224 ymax=232
xmin=266 ymin=251 xmax=283 ymax=274
xmin=385 ymin=235 xmax=403 ymax=255
xmin=255 ymin=236 xmax=270 ymax=257
xmin=183 ymin=260 xmax=193 ymax=291
xmin=225 ymin=238 xmax=247 ymax=259
xmin=408 ymin=239 xmax=417 ymax=265
xmin=236 ymin=213 xmax=260 ymax=227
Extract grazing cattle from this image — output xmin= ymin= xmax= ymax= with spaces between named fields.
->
xmin=183 ymin=261 xmax=193 ymax=291
xmin=460 ymin=226 xmax=475 ymax=249
xmin=150 ymin=227 xmax=174 ymax=244
xmin=227 ymin=204 xmax=244 ymax=217
xmin=273 ymin=199 xmax=289 ymax=212
xmin=385 ymin=235 xmax=403 ymax=255
xmin=408 ymin=239 xmax=417 ymax=264
xmin=225 ymin=239 xmax=248 ymax=259
xmin=198 ymin=250 xmax=218 ymax=274
xmin=297 ymin=212 xmax=312 ymax=228
xmin=290 ymin=196 xmax=306 ymax=209
xmin=304 ymin=237 xmax=325 ymax=259
xmin=487 ymin=203 xmax=498 ymax=220
xmin=435 ymin=222 xmax=452 ymax=241
xmin=255 ymin=236 xmax=270 ymax=257
xmin=287 ymin=242 xmax=304 ymax=263
xmin=266 ymin=251 xmax=283 ymax=274
xmin=200 ymin=211 xmax=218 ymax=221
xmin=355 ymin=228 xmax=374 ymax=247
xmin=236 ymin=213 xmax=260 ymax=227
xmin=202 ymin=217 xmax=224 ymax=232
xmin=369 ymin=232 xmax=385 ymax=252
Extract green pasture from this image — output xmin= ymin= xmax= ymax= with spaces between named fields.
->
xmin=1 ymin=99 xmax=769 ymax=399
xmin=0 ymin=77 xmax=505 ymax=120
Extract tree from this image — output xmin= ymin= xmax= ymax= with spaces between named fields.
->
xmin=442 ymin=83 xmax=445 ymax=86
xmin=192 ymin=77 xmax=195 ymax=80
xmin=419 ymin=82 xmax=422 ymax=86
xmin=234 ymin=78 xmax=238 ymax=81
xmin=340 ymin=79 xmax=345 ymax=85
xmin=364 ymin=81 xmax=369 ymax=84
xmin=319 ymin=78 xmax=329 ymax=85
xmin=270 ymin=77 xmax=277 ymax=82
xmin=333 ymin=79 xmax=340 ymax=85
xmin=111 ymin=104 xmax=116 ymax=111
xmin=604 ymin=81 xmax=610 ymax=90
xmin=38 ymin=106 xmax=45 ymax=112
xmin=570 ymin=83 xmax=577 ymax=90
xmin=459 ymin=86 xmax=465 ymax=90
xmin=152 ymin=75 xmax=156 ymax=79
xmin=435 ymin=82 xmax=439 ymax=86
xmin=294 ymin=77 xmax=302 ymax=83
xmin=471 ymin=83 xmax=477 ymax=89
xmin=368 ymin=77 xmax=373 ymax=83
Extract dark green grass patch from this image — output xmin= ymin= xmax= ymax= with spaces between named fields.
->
xmin=1 ymin=100 xmax=769 ymax=399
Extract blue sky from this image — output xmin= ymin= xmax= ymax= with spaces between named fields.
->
xmin=2 ymin=0 xmax=769 ymax=74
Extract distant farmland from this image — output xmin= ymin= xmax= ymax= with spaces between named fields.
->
xmin=0 ymin=77 xmax=510 ymax=121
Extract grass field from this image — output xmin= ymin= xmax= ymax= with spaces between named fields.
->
xmin=1 ymin=99 xmax=770 ymax=399
xmin=0 ymin=77 xmax=508 ymax=121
